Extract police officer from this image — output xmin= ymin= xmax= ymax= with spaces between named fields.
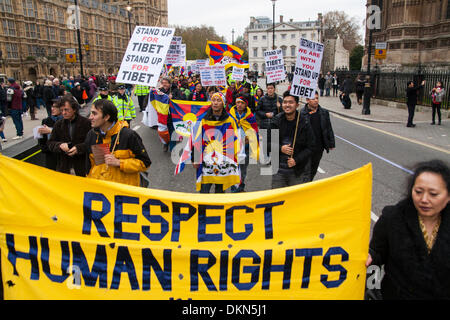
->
xmin=133 ymin=84 xmax=150 ymax=112
xmin=113 ymin=84 xmax=136 ymax=126
xmin=93 ymin=86 xmax=114 ymax=103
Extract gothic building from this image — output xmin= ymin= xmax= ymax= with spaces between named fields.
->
xmin=363 ymin=0 xmax=450 ymax=72
xmin=0 ymin=0 xmax=168 ymax=81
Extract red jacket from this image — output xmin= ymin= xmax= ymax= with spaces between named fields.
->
xmin=8 ymin=82 xmax=23 ymax=111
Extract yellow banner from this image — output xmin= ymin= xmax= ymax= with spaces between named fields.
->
xmin=0 ymin=154 xmax=372 ymax=300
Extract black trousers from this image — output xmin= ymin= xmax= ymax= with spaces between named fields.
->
xmin=431 ymin=103 xmax=441 ymax=123
xmin=137 ymin=95 xmax=146 ymax=112
xmin=310 ymin=149 xmax=324 ymax=181
xmin=407 ymin=103 xmax=416 ymax=126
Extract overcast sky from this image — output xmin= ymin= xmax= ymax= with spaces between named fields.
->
xmin=168 ymin=0 xmax=366 ymax=43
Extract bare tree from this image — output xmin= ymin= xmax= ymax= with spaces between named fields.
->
xmin=170 ymin=25 xmax=225 ymax=60
xmin=322 ymin=11 xmax=362 ymax=52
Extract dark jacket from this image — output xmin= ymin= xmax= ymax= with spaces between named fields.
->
xmin=190 ymin=88 xmax=208 ymax=102
xmin=7 ymin=82 xmax=22 ymax=110
xmin=71 ymin=87 xmax=84 ymax=104
xmin=340 ymin=78 xmax=353 ymax=94
xmin=369 ymin=199 xmax=450 ymax=299
xmin=318 ymin=77 xmax=326 ymax=90
xmin=0 ymin=85 xmax=7 ymax=104
xmin=34 ymin=84 xmax=44 ymax=99
xmin=256 ymin=93 xmax=282 ymax=128
xmin=271 ymin=111 xmax=315 ymax=177
xmin=43 ymin=86 xmax=55 ymax=108
xmin=406 ymin=84 xmax=423 ymax=105
xmin=47 ymin=114 xmax=92 ymax=176
xmin=300 ymin=104 xmax=335 ymax=153
xmin=23 ymin=87 xmax=36 ymax=108
xmin=38 ymin=115 xmax=61 ymax=153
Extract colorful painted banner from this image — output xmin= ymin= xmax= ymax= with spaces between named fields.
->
xmin=0 ymin=154 xmax=371 ymax=300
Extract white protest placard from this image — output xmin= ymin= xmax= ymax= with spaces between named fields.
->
xmin=116 ymin=26 xmax=174 ymax=87
xmin=173 ymin=44 xmax=186 ymax=67
xmin=290 ymin=38 xmax=324 ymax=99
xmin=165 ymin=36 xmax=182 ymax=65
xmin=264 ymin=49 xmax=286 ymax=84
xmin=231 ymin=66 xmax=244 ymax=82
xmin=199 ymin=65 xmax=227 ymax=87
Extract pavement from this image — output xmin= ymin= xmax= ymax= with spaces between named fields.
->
xmin=1 ymin=81 xmax=449 ymax=152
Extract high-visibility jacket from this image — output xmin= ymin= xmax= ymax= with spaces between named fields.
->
xmin=113 ymin=94 xmax=136 ymax=121
xmin=92 ymin=94 xmax=114 ymax=104
xmin=134 ymin=85 xmax=150 ymax=96
xmin=250 ymin=84 xmax=260 ymax=97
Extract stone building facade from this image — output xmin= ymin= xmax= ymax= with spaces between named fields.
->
xmin=245 ymin=14 xmax=349 ymax=76
xmin=322 ymin=36 xmax=350 ymax=72
xmin=0 ymin=0 xmax=168 ymax=81
xmin=245 ymin=15 xmax=323 ymax=76
xmin=362 ymin=0 xmax=450 ymax=72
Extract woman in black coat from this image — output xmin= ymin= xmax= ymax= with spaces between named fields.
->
xmin=42 ymin=80 xmax=55 ymax=117
xmin=366 ymin=160 xmax=450 ymax=299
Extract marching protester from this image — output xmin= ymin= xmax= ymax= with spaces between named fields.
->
xmin=113 ymin=84 xmax=136 ymax=126
xmin=406 ymin=80 xmax=425 ymax=128
xmin=325 ymin=72 xmax=332 ymax=97
xmin=254 ymin=87 xmax=264 ymax=110
xmin=134 ymin=84 xmax=150 ymax=112
xmin=271 ymin=91 xmax=315 ymax=188
xmin=193 ymin=91 xmax=240 ymax=193
xmin=6 ymin=78 xmax=24 ymax=140
xmin=318 ymin=74 xmax=325 ymax=97
xmin=47 ymin=95 xmax=91 ymax=176
xmin=37 ymin=98 xmax=63 ymax=170
xmin=190 ymin=82 xmax=208 ymax=102
xmin=366 ymin=159 xmax=450 ymax=299
xmin=430 ymin=81 xmax=445 ymax=125
xmin=34 ymin=80 xmax=45 ymax=110
xmin=228 ymin=93 xmax=259 ymax=193
xmin=85 ymin=99 xmax=151 ymax=186
xmin=256 ymin=83 xmax=282 ymax=162
xmin=300 ymin=91 xmax=335 ymax=181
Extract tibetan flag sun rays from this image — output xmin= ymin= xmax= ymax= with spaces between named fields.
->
xmin=205 ymin=41 xmax=249 ymax=69
xmin=170 ymin=100 xmax=211 ymax=137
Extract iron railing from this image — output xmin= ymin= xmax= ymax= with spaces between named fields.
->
xmin=334 ymin=70 xmax=450 ymax=110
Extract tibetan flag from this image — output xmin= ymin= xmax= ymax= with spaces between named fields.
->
xmin=148 ymin=89 xmax=171 ymax=144
xmin=195 ymin=117 xmax=240 ymax=191
xmin=205 ymin=41 xmax=249 ymax=69
xmin=170 ymin=99 xmax=211 ymax=137
xmin=228 ymin=106 xmax=260 ymax=161
xmin=180 ymin=66 xmax=185 ymax=75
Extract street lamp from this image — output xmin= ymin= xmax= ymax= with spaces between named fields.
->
xmin=271 ymin=0 xmax=276 ymax=50
xmin=126 ymin=2 xmax=132 ymax=39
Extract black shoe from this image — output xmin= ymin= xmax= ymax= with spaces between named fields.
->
xmin=406 ymin=124 xmax=415 ymax=127
xmin=430 ymin=122 xmax=435 ymax=125
xmin=438 ymin=122 xmax=441 ymax=125
xmin=163 ymin=144 xmax=168 ymax=152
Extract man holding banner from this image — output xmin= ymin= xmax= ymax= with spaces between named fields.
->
xmin=271 ymin=91 xmax=315 ymax=188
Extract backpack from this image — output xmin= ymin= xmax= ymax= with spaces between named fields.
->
xmin=6 ymin=88 xmax=14 ymax=102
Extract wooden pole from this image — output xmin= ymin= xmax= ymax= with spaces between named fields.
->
xmin=290 ymin=99 xmax=305 ymax=158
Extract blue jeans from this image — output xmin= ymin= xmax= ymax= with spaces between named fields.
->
xmin=9 ymin=109 xmax=23 ymax=136
xmin=36 ymin=98 xmax=44 ymax=109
